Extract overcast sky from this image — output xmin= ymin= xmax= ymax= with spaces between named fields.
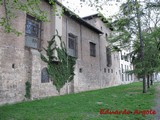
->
xmin=62 ymin=0 xmax=124 ymax=18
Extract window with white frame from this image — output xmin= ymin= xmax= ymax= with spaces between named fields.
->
xmin=25 ymin=15 xmax=41 ymax=49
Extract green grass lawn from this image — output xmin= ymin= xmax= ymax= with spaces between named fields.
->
xmin=0 ymin=82 xmax=158 ymax=120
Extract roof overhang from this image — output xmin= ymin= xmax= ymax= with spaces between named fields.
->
xmin=45 ymin=0 xmax=103 ymax=34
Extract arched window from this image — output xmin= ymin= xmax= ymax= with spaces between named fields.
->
xmin=41 ymin=67 xmax=49 ymax=83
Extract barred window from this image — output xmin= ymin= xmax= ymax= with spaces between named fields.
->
xmin=41 ymin=68 xmax=49 ymax=83
xmin=25 ymin=15 xmax=41 ymax=49
xmin=90 ymin=42 xmax=96 ymax=57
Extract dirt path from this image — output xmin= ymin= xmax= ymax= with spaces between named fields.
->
xmin=154 ymin=83 xmax=160 ymax=120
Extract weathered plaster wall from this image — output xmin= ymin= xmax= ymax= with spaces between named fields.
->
xmin=0 ymin=1 xmax=68 ymax=105
xmin=84 ymin=17 xmax=122 ymax=86
xmin=0 ymin=1 xmax=127 ymax=105
xmin=62 ymin=16 xmax=103 ymax=92
xmin=85 ymin=17 xmax=134 ymax=85
xmin=0 ymin=5 xmax=26 ymax=104
xmin=62 ymin=15 xmax=122 ymax=93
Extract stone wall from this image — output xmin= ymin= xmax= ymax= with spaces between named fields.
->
xmin=0 ymin=1 xmax=124 ymax=105
xmin=83 ymin=17 xmax=122 ymax=87
xmin=0 ymin=5 xmax=26 ymax=104
xmin=84 ymin=17 xmax=134 ymax=85
xmin=62 ymin=15 xmax=122 ymax=93
xmin=0 ymin=1 xmax=56 ymax=104
xmin=0 ymin=1 xmax=76 ymax=105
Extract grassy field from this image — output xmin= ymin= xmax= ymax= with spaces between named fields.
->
xmin=0 ymin=82 xmax=158 ymax=120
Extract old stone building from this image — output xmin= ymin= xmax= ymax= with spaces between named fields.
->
xmin=83 ymin=14 xmax=121 ymax=87
xmin=0 ymin=0 xmax=131 ymax=105
xmin=0 ymin=0 xmax=61 ymax=105
xmin=83 ymin=14 xmax=134 ymax=84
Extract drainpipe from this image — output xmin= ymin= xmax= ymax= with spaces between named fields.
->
xmin=80 ymin=25 xmax=83 ymax=60
xmin=98 ymin=34 xmax=102 ymax=88
xmin=66 ymin=17 xmax=69 ymax=94
xmin=66 ymin=18 xmax=68 ymax=51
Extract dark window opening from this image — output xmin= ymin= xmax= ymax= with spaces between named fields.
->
xmin=108 ymin=69 xmax=110 ymax=73
xmin=41 ymin=67 xmax=49 ymax=83
xmin=68 ymin=33 xmax=77 ymax=57
xmin=111 ymin=69 xmax=113 ymax=73
xmin=25 ymin=15 xmax=41 ymax=49
xmin=121 ymin=64 xmax=123 ymax=73
xmin=90 ymin=42 xmax=96 ymax=57
xmin=121 ymin=52 xmax=123 ymax=60
xmin=101 ymin=26 xmax=103 ymax=30
xmin=79 ymin=68 xmax=82 ymax=73
xmin=105 ymin=33 xmax=108 ymax=38
xmin=122 ymin=74 xmax=124 ymax=81
xmin=106 ymin=47 xmax=112 ymax=67
xmin=12 ymin=64 xmax=15 ymax=69
xmin=124 ymin=53 xmax=127 ymax=61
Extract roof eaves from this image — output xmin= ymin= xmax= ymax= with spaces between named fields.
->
xmin=64 ymin=11 xmax=103 ymax=34
xmin=82 ymin=14 xmax=114 ymax=31
xmin=82 ymin=13 xmax=99 ymax=20
xmin=45 ymin=0 xmax=103 ymax=34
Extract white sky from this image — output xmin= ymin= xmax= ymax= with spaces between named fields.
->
xmin=62 ymin=0 xmax=125 ymax=18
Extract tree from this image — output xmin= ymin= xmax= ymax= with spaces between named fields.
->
xmin=1 ymin=0 xmax=160 ymax=93
xmin=106 ymin=0 xmax=160 ymax=93
xmin=135 ymin=0 xmax=146 ymax=93
xmin=147 ymin=0 xmax=160 ymax=8
xmin=41 ymin=31 xmax=76 ymax=94
xmin=130 ymin=29 xmax=160 ymax=88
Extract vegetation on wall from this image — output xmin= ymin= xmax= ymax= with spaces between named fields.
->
xmin=25 ymin=81 xmax=31 ymax=99
xmin=0 ymin=0 xmax=78 ymax=35
xmin=41 ymin=31 xmax=76 ymax=94
xmin=0 ymin=0 xmax=63 ymax=35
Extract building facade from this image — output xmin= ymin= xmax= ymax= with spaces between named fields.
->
xmin=119 ymin=50 xmax=134 ymax=84
xmin=83 ymin=14 xmax=122 ymax=87
xmin=0 ymin=0 xmax=132 ymax=105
